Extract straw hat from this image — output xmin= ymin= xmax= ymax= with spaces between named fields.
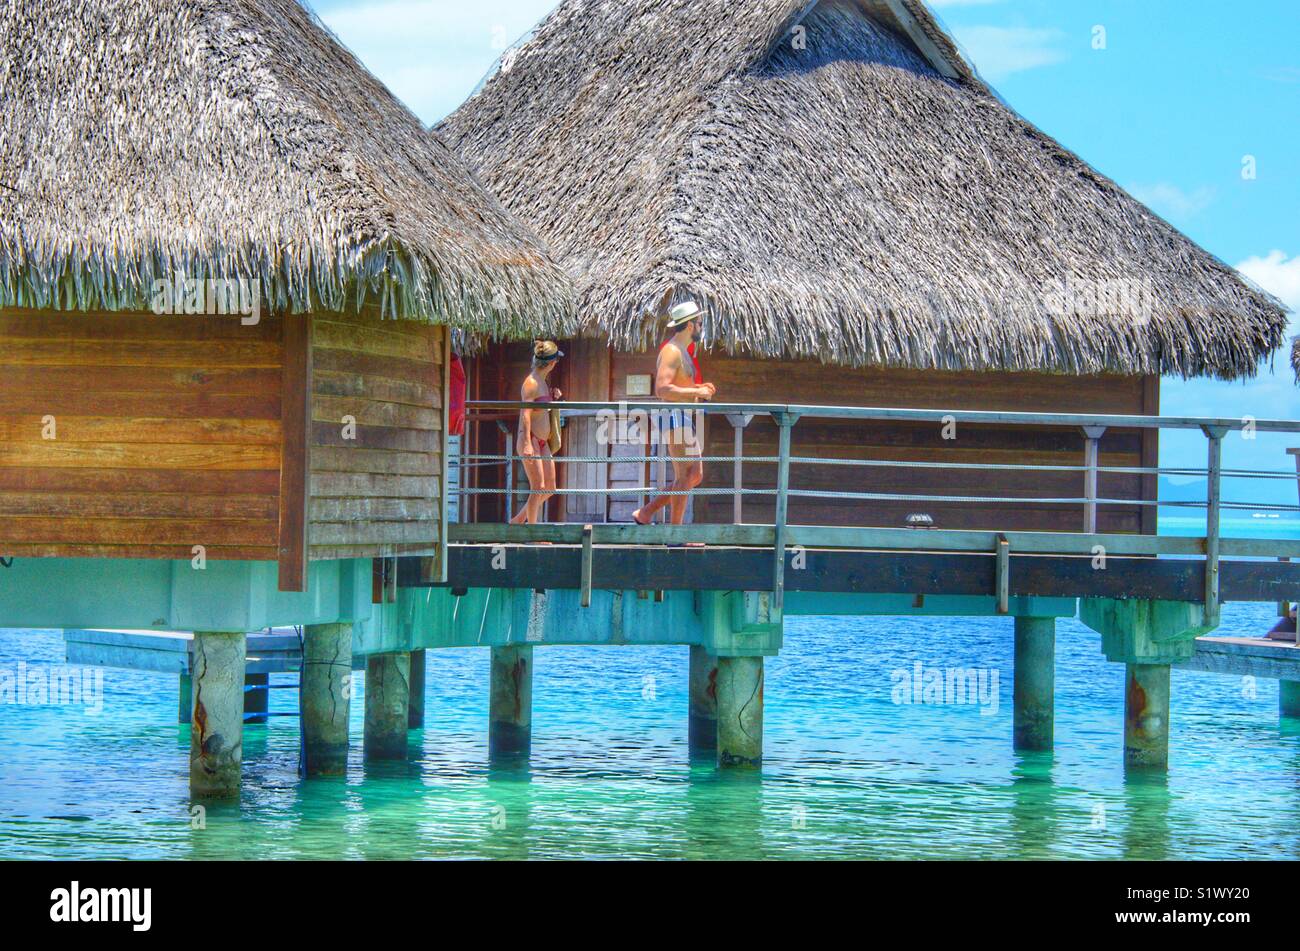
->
xmin=666 ymin=301 xmax=705 ymax=328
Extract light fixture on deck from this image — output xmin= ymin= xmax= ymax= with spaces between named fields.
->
xmin=905 ymin=513 xmax=935 ymax=530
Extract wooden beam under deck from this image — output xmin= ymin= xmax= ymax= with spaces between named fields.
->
xmin=398 ymin=544 xmax=1300 ymax=604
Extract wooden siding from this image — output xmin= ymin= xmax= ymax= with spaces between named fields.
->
xmin=308 ymin=313 xmax=444 ymax=561
xmin=0 ymin=309 xmax=283 ymax=560
xmin=472 ymin=341 xmax=1159 ymax=535
xmin=692 ymin=356 xmax=1157 ymax=534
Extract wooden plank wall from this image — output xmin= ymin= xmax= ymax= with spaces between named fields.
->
xmin=691 ymin=356 xmax=1158 ymax=533
xmin=308 ymin=312 xmax=444 ymax=560
xmin=609 ymin=350 xmax=669 ymax=524
xmin=470 ymin=341 xmax=541 ymax=524
xmin=561 ymin=337 xmax=612 ymax=523
xmin=0 ymin=309 xmax=283 ymax=560
xmin=472 ymin=344 xmax=1159 ymax=535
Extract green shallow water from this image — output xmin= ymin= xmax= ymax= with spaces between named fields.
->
xmin=4 ymin=596 xmax=1300 ymax=859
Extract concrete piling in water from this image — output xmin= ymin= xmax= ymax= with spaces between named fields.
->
xmin=408 ymin=648 xmax=426 ymax=729
xmin=364 ymin=651 xmax=410 ymax=760
xmin=716 ymin=655 xmax=763 ymax=767
xmin=244 ymin=673 xmax=269 ymax=724
xmin=190 ymin=631 xmax=247 ymax=798
xmin=1125 ymin=663 xmax=1171 ymax=768
xmin=302 ymin=622 xmax=353 ymax=775
xmin=688 ymin=645 xmax=718 ymax=751
xmin=1013 ymin=617 xmax=1055 ymax=751
xmin=1281 ymin=680 xmax=1300 ymax=719
xmin=489 ymin=645 xmax=532 ymax=757
xmin=1081 ymin=598 xmax=1207 ymax=772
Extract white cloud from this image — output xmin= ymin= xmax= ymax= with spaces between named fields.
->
xmin=948 ymin=25 xmax=1067 ymax=81
xmin=1237 ymin=250 xmax=1300 ymax=325
xmin=1125 ymin=182 xmax=1217 ymax=221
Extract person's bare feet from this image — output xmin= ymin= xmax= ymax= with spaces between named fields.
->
xmin=631 ymin=508 xmax=651 ymax=526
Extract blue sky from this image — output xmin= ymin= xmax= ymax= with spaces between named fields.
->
xmin=309 ymin=0 xmax=1300 ymax=499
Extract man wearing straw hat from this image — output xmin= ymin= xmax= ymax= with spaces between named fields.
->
xmin=632 ymin=302 xmax=716 ymax=527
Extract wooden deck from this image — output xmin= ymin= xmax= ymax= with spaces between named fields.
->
xmin=400 ymin=543 xmax=1300 ymax=605
xmin=64 ymin=628 xmax=306 ymax=673
xmin=1179 ymin=634 xmax=1300 ymax=680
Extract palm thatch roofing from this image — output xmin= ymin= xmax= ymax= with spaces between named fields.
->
xmin=0 ymin=0 xmax=574 ymax=336
xmin=440 ymin=0 xmax=1286 ymax=378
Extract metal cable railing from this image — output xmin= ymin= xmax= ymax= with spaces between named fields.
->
xmin=454 ymin=400 xmax=1300 ymax=615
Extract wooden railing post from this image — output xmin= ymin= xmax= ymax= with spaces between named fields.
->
xmin=1202 ymin=425 xmax=1229 ymax=623
xmin=437 ymin=327 xmax=452 ymax=583
xmin=498 ymin=420 xmax=514 ymax=522
xmin=772 ymin=411 xmax=797 ymax=611
xmin=1080 ymin=425 xmax=1107 ymax=533
xmin=726 ymin=413 xmax=754 ymax=524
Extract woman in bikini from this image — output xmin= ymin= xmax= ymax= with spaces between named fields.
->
xmin=510 ymin=340 xmax=563 ymax=525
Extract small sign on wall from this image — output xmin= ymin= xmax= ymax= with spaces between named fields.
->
xmin=626 ymin=373 xmax=653 ymax=397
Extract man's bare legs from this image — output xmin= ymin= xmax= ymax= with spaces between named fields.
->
xmin=667 ymin=446 xmax=702 ymax=524
xmin=511 ymin=451 xmax=556 ymax=524
xmin=632 ymin=442 xmax=703 ymax=525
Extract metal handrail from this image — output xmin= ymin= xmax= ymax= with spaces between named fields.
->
xmin=464 ymin=400 xmax=1300 ymax=614
xmin=469 ymin=400 xmax=1300 ymax=433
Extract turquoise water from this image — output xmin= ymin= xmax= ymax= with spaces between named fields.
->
xmin=4 ymin=518 xmax=1300 ymax=860
xmin=2 ymin=610 xmax=1299 ymax=860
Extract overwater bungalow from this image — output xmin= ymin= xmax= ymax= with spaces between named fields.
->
xmin=440 ymin=0 xmax=1287 ymax=532
xmin=0 ymin=0 xmax=571 ymax=793
xmin=2 ymin=0 xmax=1296 ymax=806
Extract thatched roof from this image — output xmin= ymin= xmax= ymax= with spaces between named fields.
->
xmin=440 ymin=0 xmax=1285 ymax=377
xmin=0 ymin=0 xmax=574 ymax=335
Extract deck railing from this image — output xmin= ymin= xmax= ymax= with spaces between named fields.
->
xmin=456 ymin=400 xmax=1300 ymax=614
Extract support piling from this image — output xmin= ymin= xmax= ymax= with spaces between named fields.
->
xmin=1281 ymin=680 xmax=1300 ymax=719
xmin=489 ymin=645 xmax=533 ymax=757
xmin=302 ymin=622 xmax=353 ymax=775
xmin=716 ymin=655 xmax=763 ymax=767
xmin=688 ymin=645 xmax=718 ymax=751
xmin=408 ymin=648 xmax=426 ymax=729
xmin=1013 ymin=617 xmax=1055 ymax=751
xmin=1125 ymin=662 xmax=1171 ymax=769
xmin=364 ymin=651 xmax=410 ymax=760
xmin=244 ymin=672 xmax=269 ymax=724
xmin=189 ymin=631 xmax=246 ymax=799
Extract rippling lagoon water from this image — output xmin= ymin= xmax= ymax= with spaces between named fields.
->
xmin=4 ymin=518 xmax=1300 ymax=860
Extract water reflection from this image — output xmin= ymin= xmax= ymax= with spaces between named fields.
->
xmin=8 ymin=603 xmax=1300 ymax=859
xmin=1121 ymin=771 xmax=1170 ymax=860
xmin=1009 ymin=751 xmax=1057 ymax=858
